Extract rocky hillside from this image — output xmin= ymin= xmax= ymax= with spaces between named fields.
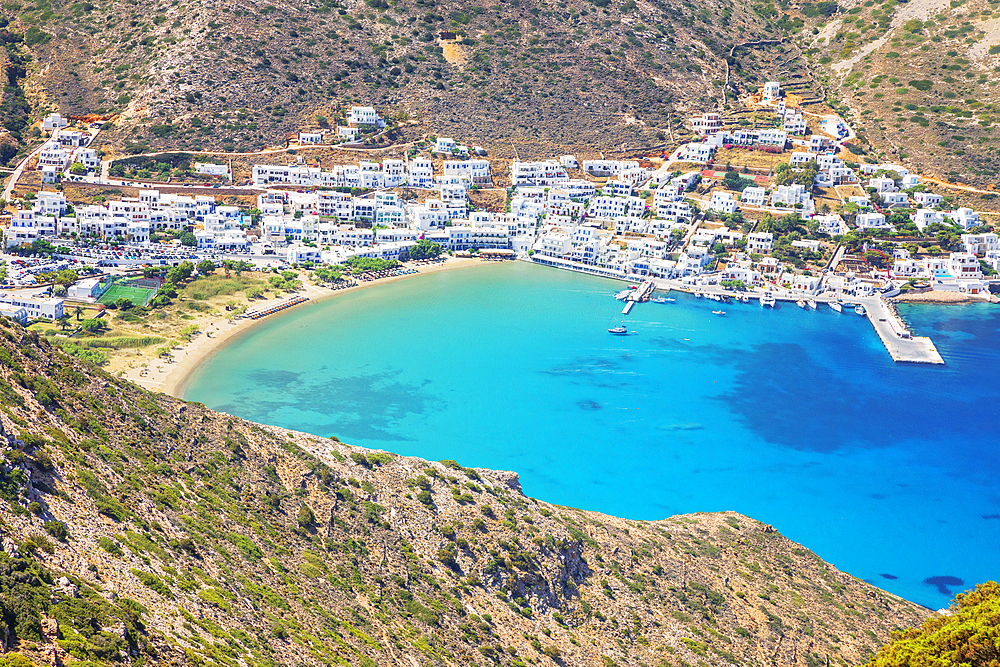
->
xmin=0 ymin=317 xmax=931 ymax=666
xmin=0 ymin=0 xmax=779 ymax=160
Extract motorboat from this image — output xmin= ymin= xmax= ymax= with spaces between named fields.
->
xmin=695 ymin=292 xmax=704 ymax=298
xmin=797 ymin=300 xmax=808 ymax=309
xmin=760 ymin=293 xmax=776 ymax=307
xmin=614 ymin=290 xmax=630 ymax=301
xmin=712 ymin=310 xmax=726 ymax=316
xmin=807 ymin=299 xmax=818 ymax=310
xmin=829 ymin=301 xmax=843 ymax=313
xmin=855 ymin=304 xmax=867 ymax=316
xmin=608 ymin=326 xmax=629 ymax=335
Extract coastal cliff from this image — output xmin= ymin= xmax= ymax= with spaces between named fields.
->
xmin=0 ymin=317 xmax=929 ymax=667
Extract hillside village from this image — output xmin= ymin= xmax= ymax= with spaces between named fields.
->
xmin=2 ymin=92 xmax=999 ymax=326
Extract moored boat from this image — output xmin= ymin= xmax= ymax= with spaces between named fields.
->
xmin=807 ymin=299 xmax=818 ymax=310
xmin=608 ymin=325 xmax=629 ymax=335
xmin=797 ymin=299 xmax=807 ymax=309
xmin=695 ymin=292 xmax=704 ymax=298
xmin=829 ymin=301 xmax=843 ymax=313
xmin=712 ymin=310 xmax=726 ymax=316
xmin=760 ymin=293 xmax=776 ymax=307
xmin=855 ymin=304 xmax=867 ymax=316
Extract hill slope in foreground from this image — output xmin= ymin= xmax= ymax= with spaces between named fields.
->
xmin=0 ymin=318 xmax=928 ymax=667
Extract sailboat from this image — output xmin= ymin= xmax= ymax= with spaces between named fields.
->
xmin=807 ymin=299 xmax=818 ymax=310
xmin=608 ymin=325 xmax=629 ymax=335
xmin=829 ymin=301 xmax=843 ymax=313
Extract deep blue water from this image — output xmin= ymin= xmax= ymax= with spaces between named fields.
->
xmin=185 ymin=262 xmax=1000 ymax=608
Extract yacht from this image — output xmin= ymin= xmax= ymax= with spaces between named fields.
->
xmin=855 ymin=304 xmax=867 ymax=316
xmin=608 ymin=325 xmax=629 ymax=335
xmin=796 ymin=300 xmax=808 ymax=309
xmin=829 ymin=301 xmax=843 ymax=313
xmin=760 ymin=293 xmax=776 ymax=308
xmin=712 ymin=310 xmax=726 ymax=316
xmin=807 ymin=299 xmax=818 ymax=310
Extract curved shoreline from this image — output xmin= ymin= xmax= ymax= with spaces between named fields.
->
xmin=127 ymin=257 xmax=489 ymax=399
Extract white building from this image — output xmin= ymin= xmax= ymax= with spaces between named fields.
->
xmin=687 ymin=112 xmax=722 ymax=135
xmin=740 ymin=186 xmax=767 ymax=208
xmin=0 ymin=294 xmax=64 ymax=320
xmin=762 ymin=81 xmax=781 ymax=102
xmin=194 ymin=162 xmax=230 ymax=178
xmin=346 ymin=106 xmax=383 ymax=128
xmin=914 ymin=191 xmax=944 ymax=207
xmin=747 ymin=232 xmax=774 ymax=253
xmin=42 ymin=113 xmax=69 ymax=132
xmin=299 ymin=132 xmax=323 ymax=145
xmin=510 ymin=160 xmax=568 ymax=186
xmin=709 ymin=191 xmax=736 ymax=215
xmin=946 ymin=208 xmax=979 ymax=230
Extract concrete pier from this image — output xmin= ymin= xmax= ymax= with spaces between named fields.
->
xmin=860 ymin=297 xmax=944 ymax=364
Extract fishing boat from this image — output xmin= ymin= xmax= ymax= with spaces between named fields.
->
xmin=855 ymin=304 xmax=867 ymax=316
xmin=829 ymin=301 xmax=843 ymax=313
xmin=712 ymin=310 xmax=726 ymax=316
xmin=608 ymin=325 xmax=629 ymax=335
xmin=760 ymin=292 xmax=776 ymax=307
xmin=807 ymin=299 xmax=818 ymax=310
xmin=797 ymin=299 xmax=807 ymax=309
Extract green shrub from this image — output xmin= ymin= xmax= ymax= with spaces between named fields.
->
xmin=130 ymin=569 xmax=172 ymax=598
xmin=43 ymin=521 xmax=68 ymax=542
xmin=98 ymin=536 xmax=122 ymax=556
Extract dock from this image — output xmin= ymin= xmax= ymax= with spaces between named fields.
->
xmin=861 ymin=297 xmax=944 ymax=364
xmin=622 ymin=301 xmax=635 ymax=315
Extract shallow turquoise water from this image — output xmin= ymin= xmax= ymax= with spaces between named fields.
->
xmin=186 ymin=262 xmax=1000 ymax=608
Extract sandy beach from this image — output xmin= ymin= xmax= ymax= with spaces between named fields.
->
xmin=126 ymin=256 xmax=488 ymax=398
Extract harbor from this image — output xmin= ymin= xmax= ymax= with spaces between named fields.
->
xmin=609 ymin=279 xmax=946 ymax=365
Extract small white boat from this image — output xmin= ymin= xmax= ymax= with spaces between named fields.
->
xmin=695 ymin=292 xmax=704 ymax=299
xmin=807 ymin=299 xmax=818 ymax=310
xmin=608 ymin=325 xmax=629 ymax=335
xmin=760 ymin=293 xmax=776 ymax=307
xmin=829 ymin=301 xmax=843 ymax=313
xmin=712 ymin=310 xmax=726 ymax=316
xmin=797 ymin=300 xmax=807 ymax=309
xmin=663 ymin=298 xmax=676 ymax=303
xmin=855 ymin=304 xmax=867 ymax=316
xmin=614 ymin=290 xmax=630 ymax=301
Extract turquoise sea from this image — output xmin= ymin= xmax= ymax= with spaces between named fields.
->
xmin=185 ymin=262 xmax=1000 ymax=608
